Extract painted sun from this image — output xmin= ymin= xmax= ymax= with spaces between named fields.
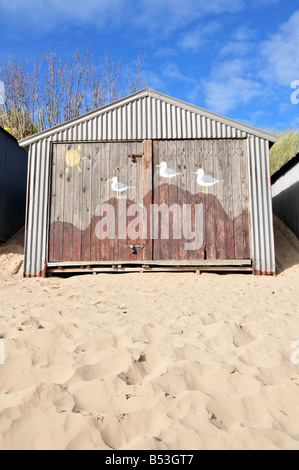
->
xmin=59 ymin=145 xmax=86 ymax=174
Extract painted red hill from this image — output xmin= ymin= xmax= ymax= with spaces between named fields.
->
xmin=49 ymin=184 xmax=250 ymax=262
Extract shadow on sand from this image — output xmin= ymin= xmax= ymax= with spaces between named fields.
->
xmin=274 ymin=215 xmax=299 ymax=275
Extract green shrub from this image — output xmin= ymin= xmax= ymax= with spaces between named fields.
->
xmin=270 ymin=130 xmax=299 ymax=175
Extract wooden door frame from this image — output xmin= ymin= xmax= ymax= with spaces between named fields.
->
xmin=46 ymin=138 xmax=252 ymax=269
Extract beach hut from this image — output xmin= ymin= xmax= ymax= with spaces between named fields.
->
xmin=271 ymin=153 xmax=299 ymax=239
xmin=19 ymin=89 xmax=277 ymax=277
xmin=0 ymin=127 xmax=28 ymax=242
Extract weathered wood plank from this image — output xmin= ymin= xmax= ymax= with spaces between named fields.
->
xmin=192 ymin=140 xmax=205 ymax=260
xmin=127 ymin=141 xmax=137 ymax=262
xmin=214 ymin=139 xmax=226 ymax=259
xmin=186 ymin=140 xmax=197 ymax=261
xmin=48 ymin=144 xmax=57 ymax=262
xmin=222 ymin=140 xmax=234 ymax=259
xmin=48 ymin=138 xmax=251 ymax=266
xmin=117 ymin=142 xmax=128 ymax=262
xmin=48 ymin=266 xmax=253 ymax=275
xmin=90 ymin=143 xmax=101 ymax=262
xmin=176 ymin=140 xmax=187 ymax=261
xmin=203 ymin=139 xmax=216 ymax=260
xmin=166 ymin=139 xmax=178 ymax=260
xmin=63 ymin=144 xmax=75 ymax=262
xmin=48 ymin=258 xmax=252 ymax=267
xmin=71 ymin=143 xmax=83 ymax=261
xmin=143 ymin=140 xmax=153 ymax=261
xmin=231 ymin=140 xmax=245 ymax=259
xmin=55 ymin=144 xmax=68 ymax=261
xmin=108 ymin=141 xmax=116 ymax=261
xmin=153 ymin=140 xmax=168 ymax=260
xmin=240 ymin=139 xmax=250 ymax=258
xmin=81 ymin=143 xmax=92 ymax=261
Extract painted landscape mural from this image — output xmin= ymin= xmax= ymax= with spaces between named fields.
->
xmin=48 ymin=139 xmax=250 ymax=263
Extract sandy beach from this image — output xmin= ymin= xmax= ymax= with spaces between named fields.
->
xmin=0 ymin=215 xmax=299 ymax=450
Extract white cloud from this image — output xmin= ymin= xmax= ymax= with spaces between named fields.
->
xmin=214 ymin=59 xmax=246 ymax=79
xmin=178 ymin=21 xmax=221 ymax=52
xmin=178 ymin=30 xmax=206 ymax=52
xmin=261 ymin=10 xmax=299 ymax=86
xmin=0 ymin=0 xmax=245 ymax=36
xmin=152 ymin=47 xmax=178 ymax=59
xmin=221 ymin=41 xmax=253 ymax=57
xmin=163 ymin=63 xmax=188 ymax=81
xmin=143 ymin=70 xmax=166 ymax=91
xmin=204 ymin=59 xmax=263 ymax=114
xmin=232 ymin=26 xmax=256 ymax=42
xmin=160 ymin=63 xmax=202 ymax=102
xmin=205 ymin=77 xmax=262 ymax=114
xmin=130 ymin=0 xmax=244 ymax=36
xmin=204 ymin=9 xmax=299 ymax=115
xmin=252 ymin=0 xmax=281 ymax=4
xmin=0 ymin=0 xmax=124 ymax=31
xmin=220 ymin=26 xmax=257 ymax=57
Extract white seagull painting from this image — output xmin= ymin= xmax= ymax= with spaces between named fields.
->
xmin=193 ymin=168 xmax=223 ymax=194
xmin=108 ymin=177 xmax=134 ymax=199
xmin=156 ymin=161 xmax=183 ymax=185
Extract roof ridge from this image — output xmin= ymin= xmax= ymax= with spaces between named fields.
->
xmin=19 ymin=88 xmax=277 ymax=146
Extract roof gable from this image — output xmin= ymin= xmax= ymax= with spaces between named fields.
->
xmin=19 ymin=88 xmax=277 ymax=146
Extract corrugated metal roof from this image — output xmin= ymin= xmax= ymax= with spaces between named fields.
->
xmin=19 ymin=88 xmax=278 ymax=147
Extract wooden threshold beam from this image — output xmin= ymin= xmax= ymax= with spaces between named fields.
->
xmin=47 ymin=265 xmax=253 ymax=275
xmin=47 ymin=259 xmax=252 ymax=268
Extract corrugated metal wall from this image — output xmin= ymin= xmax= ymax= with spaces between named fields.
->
xmin=0 ymin=129 xmax=28 ymax=241
xmin=272 ymin=162 xmax=299 ymax=239
xmin=23 ymin=94 xmax=275 ymax=276
xmin=247 ymin=137 xmax=275 ymax=275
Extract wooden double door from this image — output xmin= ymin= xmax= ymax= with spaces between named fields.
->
xmin=48 ymin=139 xmax=250 ymax=263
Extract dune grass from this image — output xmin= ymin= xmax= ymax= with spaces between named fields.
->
xmin=270 ymin=130 xmax=299 ymax=175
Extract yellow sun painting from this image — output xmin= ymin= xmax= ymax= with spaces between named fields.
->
xmin=59 ymin=145 xmax=86 ymax=174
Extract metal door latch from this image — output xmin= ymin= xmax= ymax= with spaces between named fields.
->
xmin=128 ymin=154 xmax=143 ymax=163
xmin=129 ymin=244 xmax=145 ymax=254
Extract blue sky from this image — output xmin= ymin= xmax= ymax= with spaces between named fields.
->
xmin=0 ymin=0 xmax=299 ymax=131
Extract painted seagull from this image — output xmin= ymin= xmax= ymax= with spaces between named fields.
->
xmin=108 ymin=177 xmax=134 ymax=199
xmin=193 ymin=168 xmax=223 ymax=194
xmin=156 ymin=161 xmax=183 ymax=185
